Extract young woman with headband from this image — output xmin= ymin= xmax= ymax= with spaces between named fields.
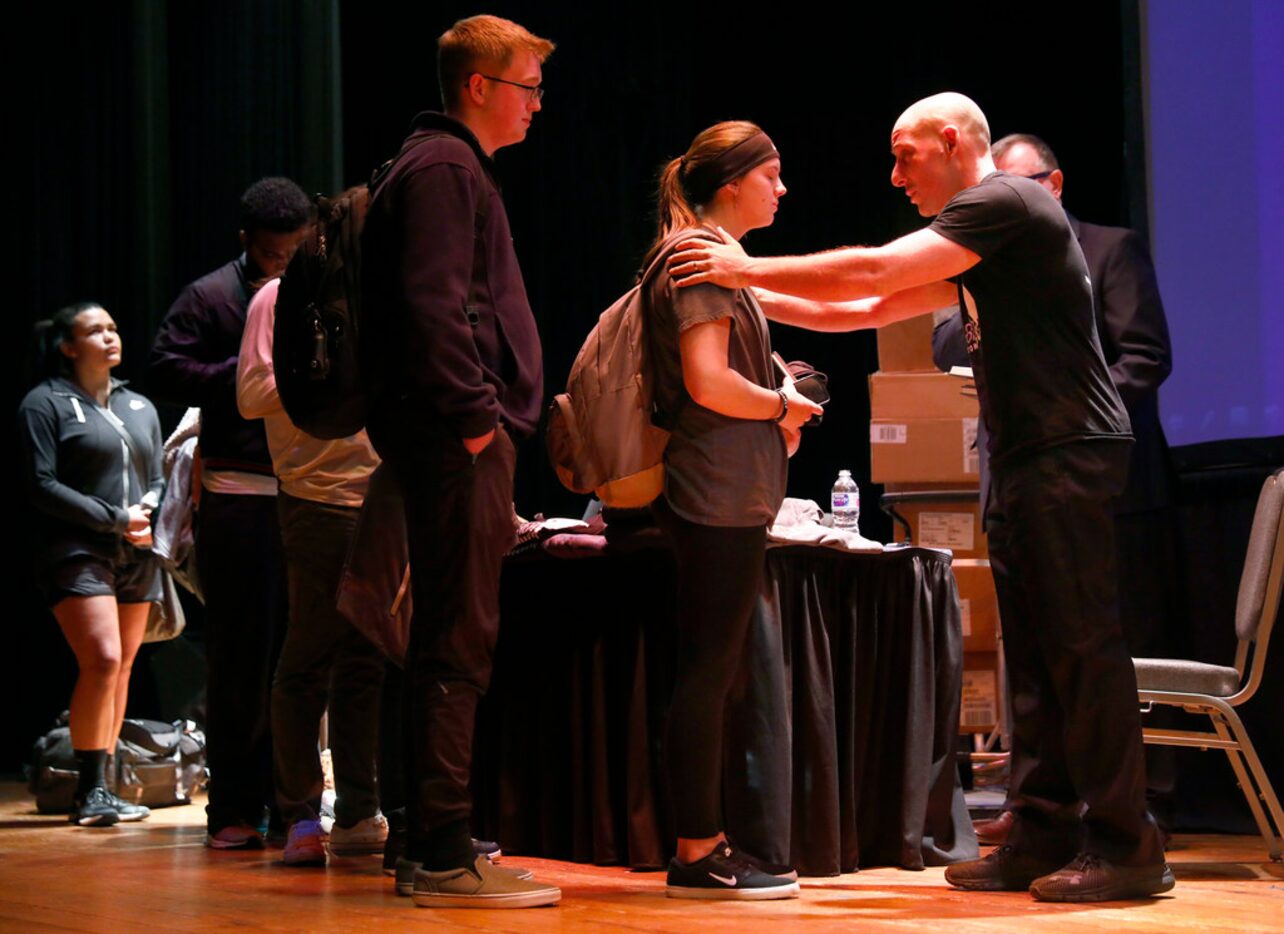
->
xmin=643 ymin=121 xmax=821 ymax=899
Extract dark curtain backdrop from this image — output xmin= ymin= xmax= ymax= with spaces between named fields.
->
xmin=7 ymin=2 xmax=1139 ymax=773
xmin=8 ymin=0 xmax=343 ymax=774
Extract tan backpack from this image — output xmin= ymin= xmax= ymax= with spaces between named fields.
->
xmin=545 ymin=242 xmax=680 ymax=509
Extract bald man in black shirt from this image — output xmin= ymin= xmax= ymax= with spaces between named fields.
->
xmin=937 ymin=133 xmax=1180 ymax=846
xmin=668 ymin=92 xmax=1172 ymax=903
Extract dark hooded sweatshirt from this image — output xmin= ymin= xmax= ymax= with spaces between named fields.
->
xmin=361 ymin=111 xmax=543 ymax=440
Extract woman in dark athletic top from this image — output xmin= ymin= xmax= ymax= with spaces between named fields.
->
xmin=19 ymin=303 xmax=163 ymax=827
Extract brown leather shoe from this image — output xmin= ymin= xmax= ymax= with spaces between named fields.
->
xmin=1029 ymin=853 xmax=1175 ymax=902
xmin=973 ymin=809 xmax=1014 ymax=845
xmin=944 ymin=844 xmax=1070 ymax=892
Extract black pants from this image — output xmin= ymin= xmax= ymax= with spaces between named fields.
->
xmin=655 ymin=499 xmax=768 ymax=840
xmin=272 ymin=492 xmax=385 ymax=827
xmin=369 ymin=414 xmax=516 ymax=861
xmin=987 ymin=440 xmax=1164 ymax=866
xmin=197 ymin=490 xmax=288 ymax=832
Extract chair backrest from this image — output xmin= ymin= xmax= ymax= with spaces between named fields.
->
xmin=1236 ymin=468 xmax=1284 ymax=644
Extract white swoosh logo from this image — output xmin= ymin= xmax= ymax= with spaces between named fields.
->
xmin=709 ymin=873 xmax=738 ymax=886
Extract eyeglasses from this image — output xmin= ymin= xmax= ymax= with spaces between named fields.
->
xmin=1023 ymin=170 xmax=1055 ymax=181
xmin=476 ymin=74 xmax=544 ymax=102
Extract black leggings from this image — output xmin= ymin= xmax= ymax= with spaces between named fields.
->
xmin=656 ymin=499 xmax=768 ymax=839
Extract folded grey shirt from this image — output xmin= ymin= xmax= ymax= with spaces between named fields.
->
xmin=767 ymin=497 xmax=884 ymax=553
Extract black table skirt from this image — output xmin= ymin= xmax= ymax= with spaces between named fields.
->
xmin=470 ymin=541 xmax=978 ymax=876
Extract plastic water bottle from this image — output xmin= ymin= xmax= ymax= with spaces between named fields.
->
xmin=831 ymin=469 xmax=860 ymax=530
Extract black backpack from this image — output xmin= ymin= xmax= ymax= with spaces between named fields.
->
xmin=273 ymin=184 xmax=376 ymax=440
xmin=273 ymin=133 xmax=455 ymax=440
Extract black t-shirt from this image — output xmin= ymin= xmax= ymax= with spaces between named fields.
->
xmin=929 ymin=172 xmax=1130 ymax=467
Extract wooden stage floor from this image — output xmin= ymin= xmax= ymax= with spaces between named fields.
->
xmin=1 ymin=784 xmax=1281 ymax=933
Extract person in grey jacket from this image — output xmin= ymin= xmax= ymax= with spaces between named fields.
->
xmin=19 ymin=302 xmax=163 ymax=827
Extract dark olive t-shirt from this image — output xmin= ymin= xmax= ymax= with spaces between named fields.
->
xmin=929 ymin=172 xmax=1131 ymax=467
xmin=647 ymin=228 xmax=787 ymax=527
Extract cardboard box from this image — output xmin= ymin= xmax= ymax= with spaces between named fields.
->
xmin=868 ymin=371 xmax=979 ymax=420
xmin=954 ymin=559 xmax=998 ymax=652
xmin=960 ymin=650 xmax=999 ymax=734
xmin=870 ymin=417 xmax=980 ymax=483
xmin=890 ymin=500 xmax=987 ymax=558
xmin=876 ymin=314 xmax=937 ymax=372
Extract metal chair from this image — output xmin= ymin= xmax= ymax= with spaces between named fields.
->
xmin=1133 ymin=467 xmax=1284 ymax=860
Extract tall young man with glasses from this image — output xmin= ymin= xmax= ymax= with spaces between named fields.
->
xmin=360 ymin=14 xmax=559 ymax=909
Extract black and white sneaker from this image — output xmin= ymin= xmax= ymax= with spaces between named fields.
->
xmin=725 ymin=837 xmax=798 ymax=880
xmin=70 ymin=786 xmax=120 ymax=827
xmin=666 ymin=840 xmax=800 ymax=900
xmin=105 ymin=791 xmax=150 ymax=822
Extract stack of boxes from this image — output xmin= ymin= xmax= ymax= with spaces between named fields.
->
xmin=870 ymin=315 xmax=1000 ymax=735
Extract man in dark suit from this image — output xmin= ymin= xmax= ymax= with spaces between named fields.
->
xmin=935 ymin=133 xmax=1181 ymax=843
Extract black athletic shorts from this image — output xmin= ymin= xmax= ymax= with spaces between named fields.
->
xmin=40 ymin=551 xmax=162 ymax=608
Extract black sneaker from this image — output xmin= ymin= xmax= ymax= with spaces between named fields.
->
xmin=726 ymin=838 xmax=798 ymax=880
xmin=104 ymin=791 xmax=150 ymax=823
xmin=1029 ymin=853 xmax=1175 ymax=902
xmin=382 ymin=809 xmax=406 ymax=875
xmin=666 ymin=840 xmax=800 ymax=900
xmin=70 ymin=786 xmax=120 ymax=827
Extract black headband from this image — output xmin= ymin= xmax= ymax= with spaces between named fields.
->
xmin=680 ymin=131 xmax=779 ymax=205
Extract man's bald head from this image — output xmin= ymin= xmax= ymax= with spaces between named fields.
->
xmin=889 ymin=92 xmax=997 ymax=217
xmin=893 ymin=92 xmax=992 ymax=151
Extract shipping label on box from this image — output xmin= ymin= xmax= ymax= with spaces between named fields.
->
xmin=870 ymin=423 xmax=908 ymax=444
xmin=961 ymin=668 xmax=998 ymax=732
xmin=919 ymin=511 xmax=975 ymax=551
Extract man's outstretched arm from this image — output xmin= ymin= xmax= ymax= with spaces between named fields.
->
xmin=754 ymin=279 xmax=958 ymax=332
xmin=669 ymin=227 xmax=980 ymax=302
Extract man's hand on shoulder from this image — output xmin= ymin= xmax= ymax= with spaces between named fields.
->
xmin=668 ymin=227 xmax=751 ymax=289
